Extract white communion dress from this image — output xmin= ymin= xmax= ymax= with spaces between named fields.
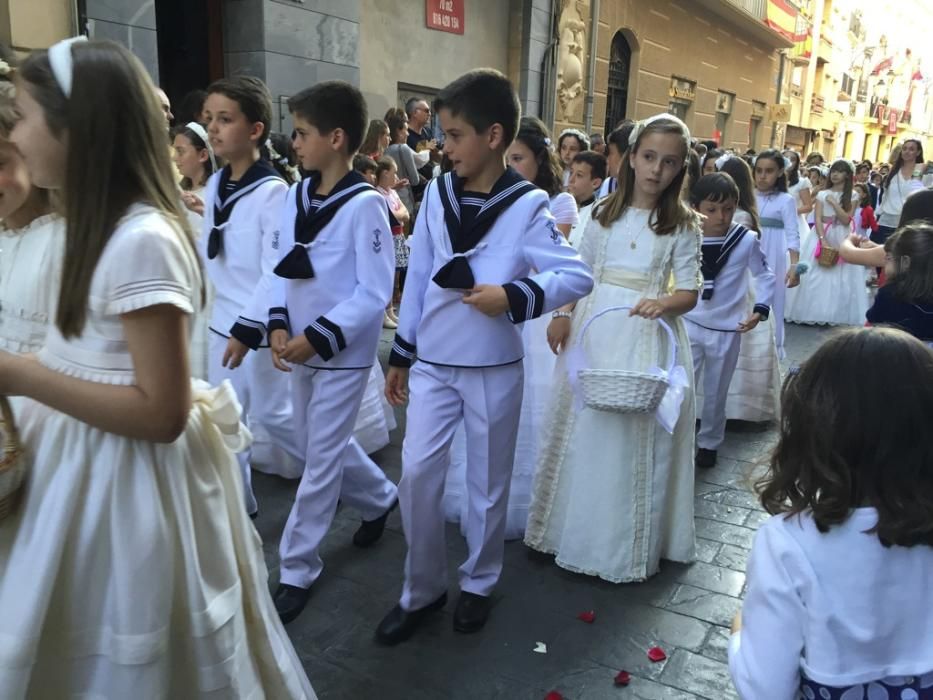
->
xmin=0 ymin=204 xmax=315 ymax=699
xmin=785 ymin=190 xmax=869 ymax=326
xmin=525 ymin=207 xmax=701 ymax=583
xmin=0 ymin=213 xmax=64 ymax=354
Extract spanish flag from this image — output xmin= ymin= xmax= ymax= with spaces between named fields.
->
xmin=766 ymin=0 xmax=798 ymax=42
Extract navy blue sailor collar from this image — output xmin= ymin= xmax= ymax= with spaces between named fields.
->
xmin=700 ymin=222 xmax=748 ymax=300
xmin=273 ymin=169 xmax=375 ymax=280
xmin=433 ymin=166 xmax=536 ymax=289
xmin=207 ymin=159 xmax=283 ymax=260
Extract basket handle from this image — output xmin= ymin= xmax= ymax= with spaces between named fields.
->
xmin=576 ymin=305 xmax=677 ymax=376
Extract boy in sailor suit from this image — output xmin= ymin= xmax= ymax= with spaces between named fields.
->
xmin=375 ymin=69 xmax=594 ymax=645
xmin=201 ymin=76 xmax=304 ymax=516
xmin=233 ymin=81 xmax=398 ymax=624
xmin=683 ymin=173 xmax=775 ymax=469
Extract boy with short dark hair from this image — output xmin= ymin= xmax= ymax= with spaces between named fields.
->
xmin=567 ymin=151 xmax=606 ymax=247
xmin=235 ymin=80 xmax=399 ymax=624
xmin=202 ymin=75 xmax=304 ymax=516
xmin=683 ymin=173 xmax=775 ymax=469
xmin=375 ymin=69 xmax=593 ymax=645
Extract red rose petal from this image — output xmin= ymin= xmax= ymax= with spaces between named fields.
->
xmin=577 ymin=610 xmax=596 ymax=624
xmin=647 ymin=646 xmax=667 ymax=662
xmin=614 ymin=670 xmax=632 ymax=686
xmin=544 ymin=692 xmax=563 ymax=700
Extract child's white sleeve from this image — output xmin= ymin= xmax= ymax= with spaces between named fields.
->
xmin=671 ymin=224 xmax=703 ymax=292
xmin=729 ymin=520 xmax=808 ymax=700
xmin=782 ymin=195 xmax=800 ymax=252
xmin=389 ymin=181 xmax=436 ymax=368
xmin=302 ymin=194 xmax=394 ymax=361
xmin=502 ymin=197 xmax=594 ymax=323
xmin=748 ymin=234 xmax=776 ymax=317
xmin=230 ymin=181 xmax=290 ymax=349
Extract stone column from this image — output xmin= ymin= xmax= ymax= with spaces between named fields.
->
xmin=223 ymin=0 xmax=360 ymax=134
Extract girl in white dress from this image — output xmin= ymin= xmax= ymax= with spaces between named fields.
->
xmin=525 ymin=113 xmax=702 ymax=583
xmin=0 ymin=53 xmax=64 ymax=356
xmin=717 ymin=156 xmax=781 ymax=423
xmin=752 ymin=149 xmax=800 ymax=357
xmin=786 ymin=159 xmax=869 ymax=326
xmin=0 ymin=39 xmax=314 ymax=698
xmin=174 ymin=122 xmax=217 ymax=380
xmin=444 ymin=116 xmax=578 ymax=540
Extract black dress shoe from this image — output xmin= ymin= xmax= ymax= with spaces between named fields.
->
xmin=453 ymin=591 xmax=491 ymax=633
xmin=374 ymin=592 xmax=447 ymax=646
xmin=696 ymin=448 xmax=718 ymax=469
xmin=353 ymin=498 xmax=399 ymax=548
xmin=274 ymin=583 xmax=311 ymax=624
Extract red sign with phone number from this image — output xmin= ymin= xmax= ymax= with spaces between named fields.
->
xmin=426 ymin=0 xmax=464 ymax=35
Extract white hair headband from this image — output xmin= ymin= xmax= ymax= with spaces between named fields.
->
xmin=185 ymin=121 xmax=217 ymax=172
xmin=715 ymin=153 xmax=735 ymax=171
xmin=628 ymin=113 xmax=692 ymax=147
xmin=559 ymin=128 xmax=590 ymax=151
xmin=48 ymin=36 xmax=87 ymax=98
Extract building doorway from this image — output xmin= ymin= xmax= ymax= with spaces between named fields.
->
xmin=605 ymin=32 xmax=631 ymax=135
xmin=155 ymin=0 xmax=224 ymax=124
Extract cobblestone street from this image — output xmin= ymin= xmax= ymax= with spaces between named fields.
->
xmin=253 ymin=324 xmax=833 ymax=700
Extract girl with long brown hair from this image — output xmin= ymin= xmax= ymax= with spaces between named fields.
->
xmin=0 ymin=38 xmax=314 ymax=697
xmin=525 ymin=113 xmax=703 ymax=583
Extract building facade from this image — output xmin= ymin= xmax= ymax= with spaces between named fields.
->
xmin=3 ymin=0 xmax=859 ymax=157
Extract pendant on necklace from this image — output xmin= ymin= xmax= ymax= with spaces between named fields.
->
xmin=630 ymin=241 xmax=637 ymax=250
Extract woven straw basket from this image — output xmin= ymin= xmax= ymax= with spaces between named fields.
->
xmin=0 ymin=396 xmax=25 ymax=522
xmin=816 ymin=239 xmax=839 ymax=267
xmin=576 ymin=305 xmax=677 ymax=414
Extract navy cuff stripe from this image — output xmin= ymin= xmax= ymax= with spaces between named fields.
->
xmin=229 ymin=316 xmax=265 ymax=350
xmin=389 ymin=334 xmax=416 ymax=368
xmin=503 ymin=278 xmax=545 ymax=324
xmin=303 ymin=316 xmax=346 ymax=361
xmin=753 ymin=303 xmax=771 ymax=320
xmin=268 ymin=306 xmax=290 ymax=333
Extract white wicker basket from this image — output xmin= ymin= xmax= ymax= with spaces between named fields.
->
xmin=575 ymin=305 xmax=677 ymax=414
xmin=0 ymin=396 xmax=25 ymax=522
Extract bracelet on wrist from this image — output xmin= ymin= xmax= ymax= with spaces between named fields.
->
xmin=552 ymin=311 xmax=572 ymax=319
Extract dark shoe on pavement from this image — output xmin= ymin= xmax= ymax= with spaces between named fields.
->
xmin=375 ymin=592 xmax=448 ymax=646
xmin=695 ymin=448 xmax=718 ymax=469
xmin=353 ymin=498 xmax=399 ymax=548
xmin=274 ymin=583 xmax=311 ymax=624
xmin=453 ymin=591 xmax=491 ymax=634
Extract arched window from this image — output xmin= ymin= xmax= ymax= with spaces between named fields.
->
xmin=605 ymin=32 xmax=632 ymax=134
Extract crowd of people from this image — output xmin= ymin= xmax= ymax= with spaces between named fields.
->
xmin=0 ymin=34 xmax=931 ymax=699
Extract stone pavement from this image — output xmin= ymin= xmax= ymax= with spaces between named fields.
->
xmin=253 ymin=323 xmax=834 ymax=699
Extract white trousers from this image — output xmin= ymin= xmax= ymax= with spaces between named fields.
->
xmin=399 ymin=361 xmax=524 ymax=611
xmin=279 ymin=365 xmax=398 ymax=589
xmin=208 ymin=332 xmax=304 ymax=514
xmin=686 ymin=321 xmax=742 ymax=451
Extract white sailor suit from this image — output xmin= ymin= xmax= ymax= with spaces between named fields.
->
xmin=569 ymin=196 xmax=595 ymax=249
xmin=684 ymin=223 xmax=775 ymax=451
xmin=390 ymin=167 xmax=594 ymax=611
xmin=237 ymin=170 xmax=398 ymax=589
xmin=201 ymin=161 xmax=303 ymax=514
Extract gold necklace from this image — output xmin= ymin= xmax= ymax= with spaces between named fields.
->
xmin=625 ymin=210 xmax=646 ymax=249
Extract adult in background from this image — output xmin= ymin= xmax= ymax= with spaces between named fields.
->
xmin=589 ymin=132 xmax=605 ymax=155
xmin=875 ymin=139 xmax=924 ymax=245
xmin=404 ymin=97 xmax=437 ymax=200
xmin=384 ymin=108 xmax=422 ymax=217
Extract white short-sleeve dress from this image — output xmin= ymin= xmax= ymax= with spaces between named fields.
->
xmin=0 ymin=204 xmax=315 ymax=698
